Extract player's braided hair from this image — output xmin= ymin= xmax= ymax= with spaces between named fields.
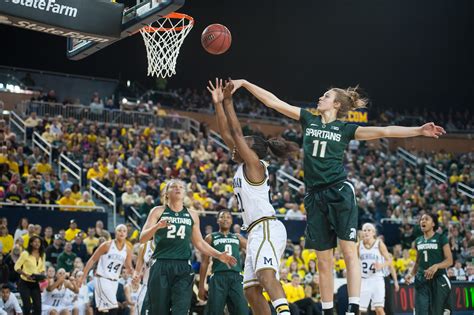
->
xmin=331 ymin=86 xmax=368 ymax=119
xmin=250 ymin=136 xmax=299 ymax=159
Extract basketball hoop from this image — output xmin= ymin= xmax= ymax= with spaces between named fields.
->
xmin=140 ymin=12 xmax=194 ymax=78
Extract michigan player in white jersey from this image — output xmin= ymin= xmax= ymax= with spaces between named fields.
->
xmin=208 ymin=79 xmax=299 ymax=315
xmin=42 ymin=268 xmax=78 ymax=315
xmin=358 ymin=223 xmax=394 ymax=315
xmin=79 ymin=225 xmax=133 ymax=314
xmin=132 ymin=240 xmax=154 ymax=315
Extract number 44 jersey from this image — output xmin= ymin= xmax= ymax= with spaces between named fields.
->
xmin=96 ymin=240 xmax=127 ymax=280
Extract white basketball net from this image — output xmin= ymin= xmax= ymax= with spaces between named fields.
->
xmin=140 ymin=13 xmax=194 ymax=78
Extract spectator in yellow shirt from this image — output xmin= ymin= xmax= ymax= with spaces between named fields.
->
xmin=286 ymin=245 xmax=307 ymax=271
xmin=57 ymin=189 xmax=77 ymax=211
xmin=83 ymin=227 xmax=99 ymax=255
xmin=77 ymin=192 xmax=96 ymax=210
xmin=14 ymin=235 xmax=45 ymax=315
xmin=283 ymin=274 xmax=318 ymax=314
xmin=65 ymin=220 xmax=83 ymax=242
xmin=0 ymin=225 xmax=13 ymax=254
xmin=70 ymin=184 xmax=82 ymax=202
xmin=35 ymin=156 xmax=52 ymax=175
xmin=86 ymin=162 xmax=102 ymax=181
xmin=6 ymin=154 xmax=19 ymax=174
xmin=21 ymin=224 xmax=36 ymax=249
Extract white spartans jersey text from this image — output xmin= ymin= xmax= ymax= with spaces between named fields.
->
xmin=96 ymin=240 xmax=127 ymax=280
xmin=233 ymin=161 xmax=276 ymax=228
xmin=359 ymin=239 xmax=384 ymax=279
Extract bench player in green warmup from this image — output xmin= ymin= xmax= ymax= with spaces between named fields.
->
xmin=230 ymin=79 xmax=446 ymax=315
xmin=405 ymin=213 xmax=453 ymax=315
xmin=139 ymin=179 xmax=237 ymax=315
xmin=198 ymin=209 xmax=248 ymax=315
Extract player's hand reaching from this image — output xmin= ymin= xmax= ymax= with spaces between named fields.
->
xmin=217 ymin=251 xmax=237 ymax=269
xmin=424 ymin=263 xmax=439 ymax=280
xmin=223 ymin=79 xmax=234 ymax=98
xmin=419 ymin=122 xmax=446 ymax=138
xmin=230 ymin=79 xmax=246 ymax=94
xmin=207 ymin=78 xmax=224 ymax=105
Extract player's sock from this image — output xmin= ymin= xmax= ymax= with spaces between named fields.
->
xmin=272 ymin=298 xmax=290 ymax=314
xmin=322 ymin=301 xmax=334 ymax=315
xmin=346 ymin=296 xmax=360 ymax=314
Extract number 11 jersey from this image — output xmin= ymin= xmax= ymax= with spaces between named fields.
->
xmin=96 ymin=240 xmax=127 ymax=280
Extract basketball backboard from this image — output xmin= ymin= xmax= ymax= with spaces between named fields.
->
xmin=66 ymin=0 xmax=184 ymax=60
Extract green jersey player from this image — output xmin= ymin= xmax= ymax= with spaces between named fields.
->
xmin=198 ymin=209 xmax=248 ymax=315
xmin=139 ymin=179 xmax=237 ymax=315
xmin=405 ymin=213 xmax=453 ymax=315
xmin=230 ymin=79 xmax=446 ymax=315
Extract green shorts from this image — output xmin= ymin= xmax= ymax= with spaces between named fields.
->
xmin=415 ymin=273 xmax=452 ymax=315
xmin=205 ymin=271 xmax=248 ymax=315
xmin=304 ymin=180 xmax=358 ymax=251
xmin=141 ymin=259 xmax=195 ymax=315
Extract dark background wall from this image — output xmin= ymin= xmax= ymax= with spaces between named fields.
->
xmin=0 ymin=0 xmax=472 ymax=110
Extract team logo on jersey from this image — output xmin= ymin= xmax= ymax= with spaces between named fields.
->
xmin=184 ymin=213 xmax=190 ymax=217
xmin=331 ymin=126 xmax=340 ymax=131
xmin=349 ymin=228 xmax=356 ymax=240
xmin=263 ymin=257 xmax=273 ymax=265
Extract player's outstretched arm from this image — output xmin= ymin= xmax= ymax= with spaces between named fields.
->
xmin=355 ymin=122 xmax=446 ymax=141
xmin=198 ymin=234 xmax=212 ymax=301
xmin=231 ymin=79 xmax=301 ymax=120
xmin=190 ymin=210 xmax=237 ymax=268
xmin=79 ymin=241 xmax=111 ymax=285
xmin=377 ymin=240 xmax=394 ymax=270
xmin=139 ymin=206 xmax=169 ymax=244
xmin=207 ymin=78 xmax=235 ymax=149
xmin=222 ymin=80 xmax=265 ymax=183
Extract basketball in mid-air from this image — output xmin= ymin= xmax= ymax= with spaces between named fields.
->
xmin=201 ymin=24 xmax=232 ymax=55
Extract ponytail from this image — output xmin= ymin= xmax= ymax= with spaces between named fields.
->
xmin=332 ymin=85 xmax=368 ymax=119
xmin=266 ymin=138 xmax=299 ymax=158
xmin=249 ymin=136 xmax=299 ymax=159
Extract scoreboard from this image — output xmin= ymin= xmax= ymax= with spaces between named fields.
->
xmin=390 ymin=282 xmax=474 ymax=315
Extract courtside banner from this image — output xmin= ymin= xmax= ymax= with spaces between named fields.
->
xmin=0 ymin=0 xmax=123 ymax=40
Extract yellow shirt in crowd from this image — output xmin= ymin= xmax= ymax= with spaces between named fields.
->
xmin=14 ymin=251 xmax=46 ymax=282
xmin=283 ymin=283 xmax=305 ymax=303
xmin=84 ymin=236 xmax=99 ymax=255
xmin=0 ymin=234 xmax=14 ymax=254
xmin=65 ymin=228 xmax=83 ymax=242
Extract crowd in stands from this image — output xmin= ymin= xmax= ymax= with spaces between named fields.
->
xmin=0 ymin=88 xmax=472 ymax=314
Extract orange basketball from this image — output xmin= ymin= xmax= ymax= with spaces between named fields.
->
xmin=201 ymin=24 xmax=232 ymax=55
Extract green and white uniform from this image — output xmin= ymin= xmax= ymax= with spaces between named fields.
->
xmin=299 ymin=109 xmax=359 ymax=250
xmin=204 ymin=232 xmax=247 ymax=315
xmin=141 ymin=206 xmax=195 ymax=315
xmin=414 ymin=233 xmax=452 ymax=315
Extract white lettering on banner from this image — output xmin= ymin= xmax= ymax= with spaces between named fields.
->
xmin=10 ymin=0 xmax=78 ymax=18
xmin=0 ymin=16 xmax=110 ymax=42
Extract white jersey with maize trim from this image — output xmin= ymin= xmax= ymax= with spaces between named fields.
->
xmin=96 ymin=240 xmax=127 ymax=280
xmin=232 ymin=160 xmax=276 ymax=228
xmin=360 ymin=239 xmax=384 ymax=279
